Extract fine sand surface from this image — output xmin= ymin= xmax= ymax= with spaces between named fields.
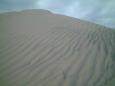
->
xmin=0 ymin=9 xmax=115 ymax=86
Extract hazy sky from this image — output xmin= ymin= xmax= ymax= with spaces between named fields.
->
xmin=0 ymin=0 xmax=114 ymax=28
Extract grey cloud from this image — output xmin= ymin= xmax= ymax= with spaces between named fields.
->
xmin=0 ymin=0 xmax=114 ymax=28
xmin=65 ymin=0 xmax=115 ymax=28
xmin=0 ymin=0 xmax=40 ymax=11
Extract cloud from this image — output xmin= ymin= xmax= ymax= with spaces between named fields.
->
xmin=0 ymin=0 xmax=114 ymax=28
xmin=0 ymin=0 xmax=39 ymax=10
xmin=0 ymin=0 xmax=38 ymax=3
xmin=37 ymin=0 xmax=75 ymax=13
xmin=62 ymin=0 xmax=115 ymax=28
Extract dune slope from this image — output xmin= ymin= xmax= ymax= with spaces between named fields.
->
xmin=0 ymin=9 xmax=115 ymax=86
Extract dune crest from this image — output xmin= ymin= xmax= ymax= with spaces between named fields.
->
xmin=0 ymin=9 xmax=115 ymax=86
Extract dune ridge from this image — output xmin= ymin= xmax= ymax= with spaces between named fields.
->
xmin=0 ymin=9 xmax=115 ymax=86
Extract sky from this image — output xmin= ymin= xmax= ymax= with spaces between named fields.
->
xmin=0 ymin=0 xmax=115 ymax=28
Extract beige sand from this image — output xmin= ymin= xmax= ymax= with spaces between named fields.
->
xmin=0 ymin=9 xmax=115 ymax=86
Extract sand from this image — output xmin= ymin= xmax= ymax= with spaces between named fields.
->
xmin=0 ymin=9 xmax=115 ymax=86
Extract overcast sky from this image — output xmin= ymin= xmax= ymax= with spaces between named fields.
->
xmin=0 ymin=0 xmax=115 ymax=28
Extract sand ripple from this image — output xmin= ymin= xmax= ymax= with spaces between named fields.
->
xmin=0 ymin=10 xmax=115 ymax=86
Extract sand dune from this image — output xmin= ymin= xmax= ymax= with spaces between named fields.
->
xmin=0 ymin=9 xmax=115 ymax=86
